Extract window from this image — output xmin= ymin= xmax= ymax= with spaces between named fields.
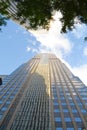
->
xmin=0 ymin=100 xmax=3 ymax=104
xmin=9 ymin=88 xmax=14 ymax=90
xmin=66 ymin=93 xmax=70 ymax=95
xmin=78 ymin=128 xmax=82 ymax=130
xmin=81 ymin=109 xmax=87 ymax=113
xmin=78 ymin=103 xmax=82 ymax=106
xmin=66 ymin=128 xmax=74 ymax=130
xmin=1 ymin=106 xmax=7 ymax=111
xmin=55 ymin=117 xmax=61 ymax=122
xmin=63 ymin=109 xmax=69 ymax=112
xmin=2 ymin=95 xmax=7 ymax=99
xmin=53 ymin=96 xmax=58 ymax=99
xmin=64 ymin=117 xmax=71 ymax=122
xmin=6 ymin=100 xmax=11 ymax=104
xmin=3 ymin=87 xmax=8 ymax=90
xmin=61 ymin=103 xmax=66 ymax=105
xmin=75 ymin=117 xmax=81 ymax=122
xmin=68 ymin=97 xmax=72 ymax=100
xmin=53 ymin=99 xmax=58 ymax=103
xmin=13 ymin=91 xmax=17 ymax=94
xmin=56 ymin=128 xmax=63 ymax=130
xmin=0 ymin=92 xmax=3 ymax=95
xmin=6 ymin=91 xmax=10 ymax=94
xmin=53 ymin=102 xmax=58 ymax=106
xmin=54 ymin=109 xmax=60 ymax=113
xmin=60 ymin=97 xmax=65 ymax=100
xmin=70 ymin=103 xmax=75 ymax=106
xmin=82 ymin=97 xmax=87 ymax=100
xmin=60 ymin=93 xmax=64 ymax=96
xmin=0 ymin=114 xmax=2 ymax=120
xmin=72 ymin=109 xmax=77 ymax=113
xmin=72 ymin=92 xmax=76 ymax=95
xmin=85 ymin=103 xmax=87 ymax=105
xmin=10 ymin=95 xmax=14 ymax=99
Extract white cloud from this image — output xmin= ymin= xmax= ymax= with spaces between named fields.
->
xmin=30 ymin=12 xmax=72 ymax=59
xmin=28 ymin=11 xmax=87 ymax=86
xmin=59 ymin=60 xmax=87 ymax=86
xmin=27 ymin=39 xmax=37 ymax=45
xmin=83 ymin=47 xmax=87 ymax=56
xmin=32 ymin=48 xmax=38 ymax=53
xmin=26 ymin=46 xmax=38 ymax=53
xmin=72 ymin=64 xmax=87 ymax=86
xmin=27 ymin=39 xmax=33 ymax=44
xmin=26 ymin=46 xmax=31 ymax=52
xmin=32 ymin=41 xmax=36 ymax=45
xmin=71 ymin=23 xmax=87 ymax=38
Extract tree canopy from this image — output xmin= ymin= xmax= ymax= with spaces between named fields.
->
xmin=0 ymin=0 xmax=10 ymax=30
xmin=0 ymin=0 xmax=87 ymax=34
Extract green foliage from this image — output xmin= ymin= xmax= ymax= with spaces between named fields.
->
xmin=0 ymin=0 xmax=87 ymax=33
xmin=53 ymin=0 xmax=87 ymax=33
xmin=84 ymin=37 xmax=87 ymax=41
xmin=15 ymin=0 xmax=52 ymax=30
xmin=0 ymin=15 xmax=7 ymax=31
xmin=0 ymin=1 xmax=10 ymax=30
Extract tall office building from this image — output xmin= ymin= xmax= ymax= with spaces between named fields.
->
xmin=1 ymin=0 xmax=33 ymax=30
xmin=0 ymin=53 xmax=87 ymax=130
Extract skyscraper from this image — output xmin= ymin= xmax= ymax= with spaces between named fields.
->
xmin=1 ymin=0 xmax=32 ymax=30
xmin=0 ymin=53 xmax=87 ymax=130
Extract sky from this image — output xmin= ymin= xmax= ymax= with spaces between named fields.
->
xmin=0 ymin=12 xmax=87 ymax=85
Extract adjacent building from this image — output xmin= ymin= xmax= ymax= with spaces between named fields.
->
xmin=0 ymin=53 xmax=87 ymax=130
xmin=2 ymin=0 xmax=31 ymax=30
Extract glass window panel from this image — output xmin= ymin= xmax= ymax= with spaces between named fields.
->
xmin=6 ymin=100 xmax=11 ymax=104
xmin=63 ymin=109 xmax=69 ymax=112
xmin=53 ymin=99 xmax=58 ymax=102
xmin=2 ymin=95 xmax=7 ymax=99
xmin=78 ymin=103 xmax=82 ymax=106
xmin=61 ymin=103 xmax=66 ymax=105
xmin=72 ymin=109 xmax=77 ymax=113
xmin=53 ymin=102 xmax=58 ymax=106
xmin=54 ymin=109 xmax=60 ymax=113
xmin=0 ymin=100 xmax=3 ymax=104
xmin=10 ymin=95 xmax=14 ymax=99
xmin=53 ymin=97 xmax=58 ymax=99
xmin=82 ymin=97 xmax=87 ymax=100
xmin=56 ymin=128 xmax=63 ymax=130
xmin=0 ymin=92 xmax=3 ymax=94
xmin=81 ymin=109 xmax=87 ymax=113
xmin=6 ymin=91 xmax=10 ymax=94
xmin=0 ymin=114 xmax=2 ymax=120
xmin=78 ymin=128 xmax=82 ymax=130
xmin=60 ymin=97 xmax=65 ymax=99
xmin=75 ymin=117 xmax=81 ymax=122
xmin=67 ymin=128 xmax=74 ymax=130
xmin=70 ymin=103 xmax=75 ymax=106
xmin=55 ymin=117 xmax=61 ymax=122
xmin=1 ymin=106 xmax=7 ymax=111
xmin=64 ymin=118 xmax=71 ymax=122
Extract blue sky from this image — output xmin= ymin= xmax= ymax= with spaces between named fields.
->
xmin=0 ymin=12 xmax=87 ymax=85
xmin=0 ymin=20 xmax=40 ymax=74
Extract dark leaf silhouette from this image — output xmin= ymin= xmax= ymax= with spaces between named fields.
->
xmin=0 ymin=0 xmax=87 ymax=33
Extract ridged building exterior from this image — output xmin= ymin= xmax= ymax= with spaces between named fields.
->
xmin=0 ymin=53 xmax=87 ymax=130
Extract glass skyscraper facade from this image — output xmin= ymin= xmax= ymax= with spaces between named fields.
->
xmin=0 ymin=53 xmax=87 ymax=130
